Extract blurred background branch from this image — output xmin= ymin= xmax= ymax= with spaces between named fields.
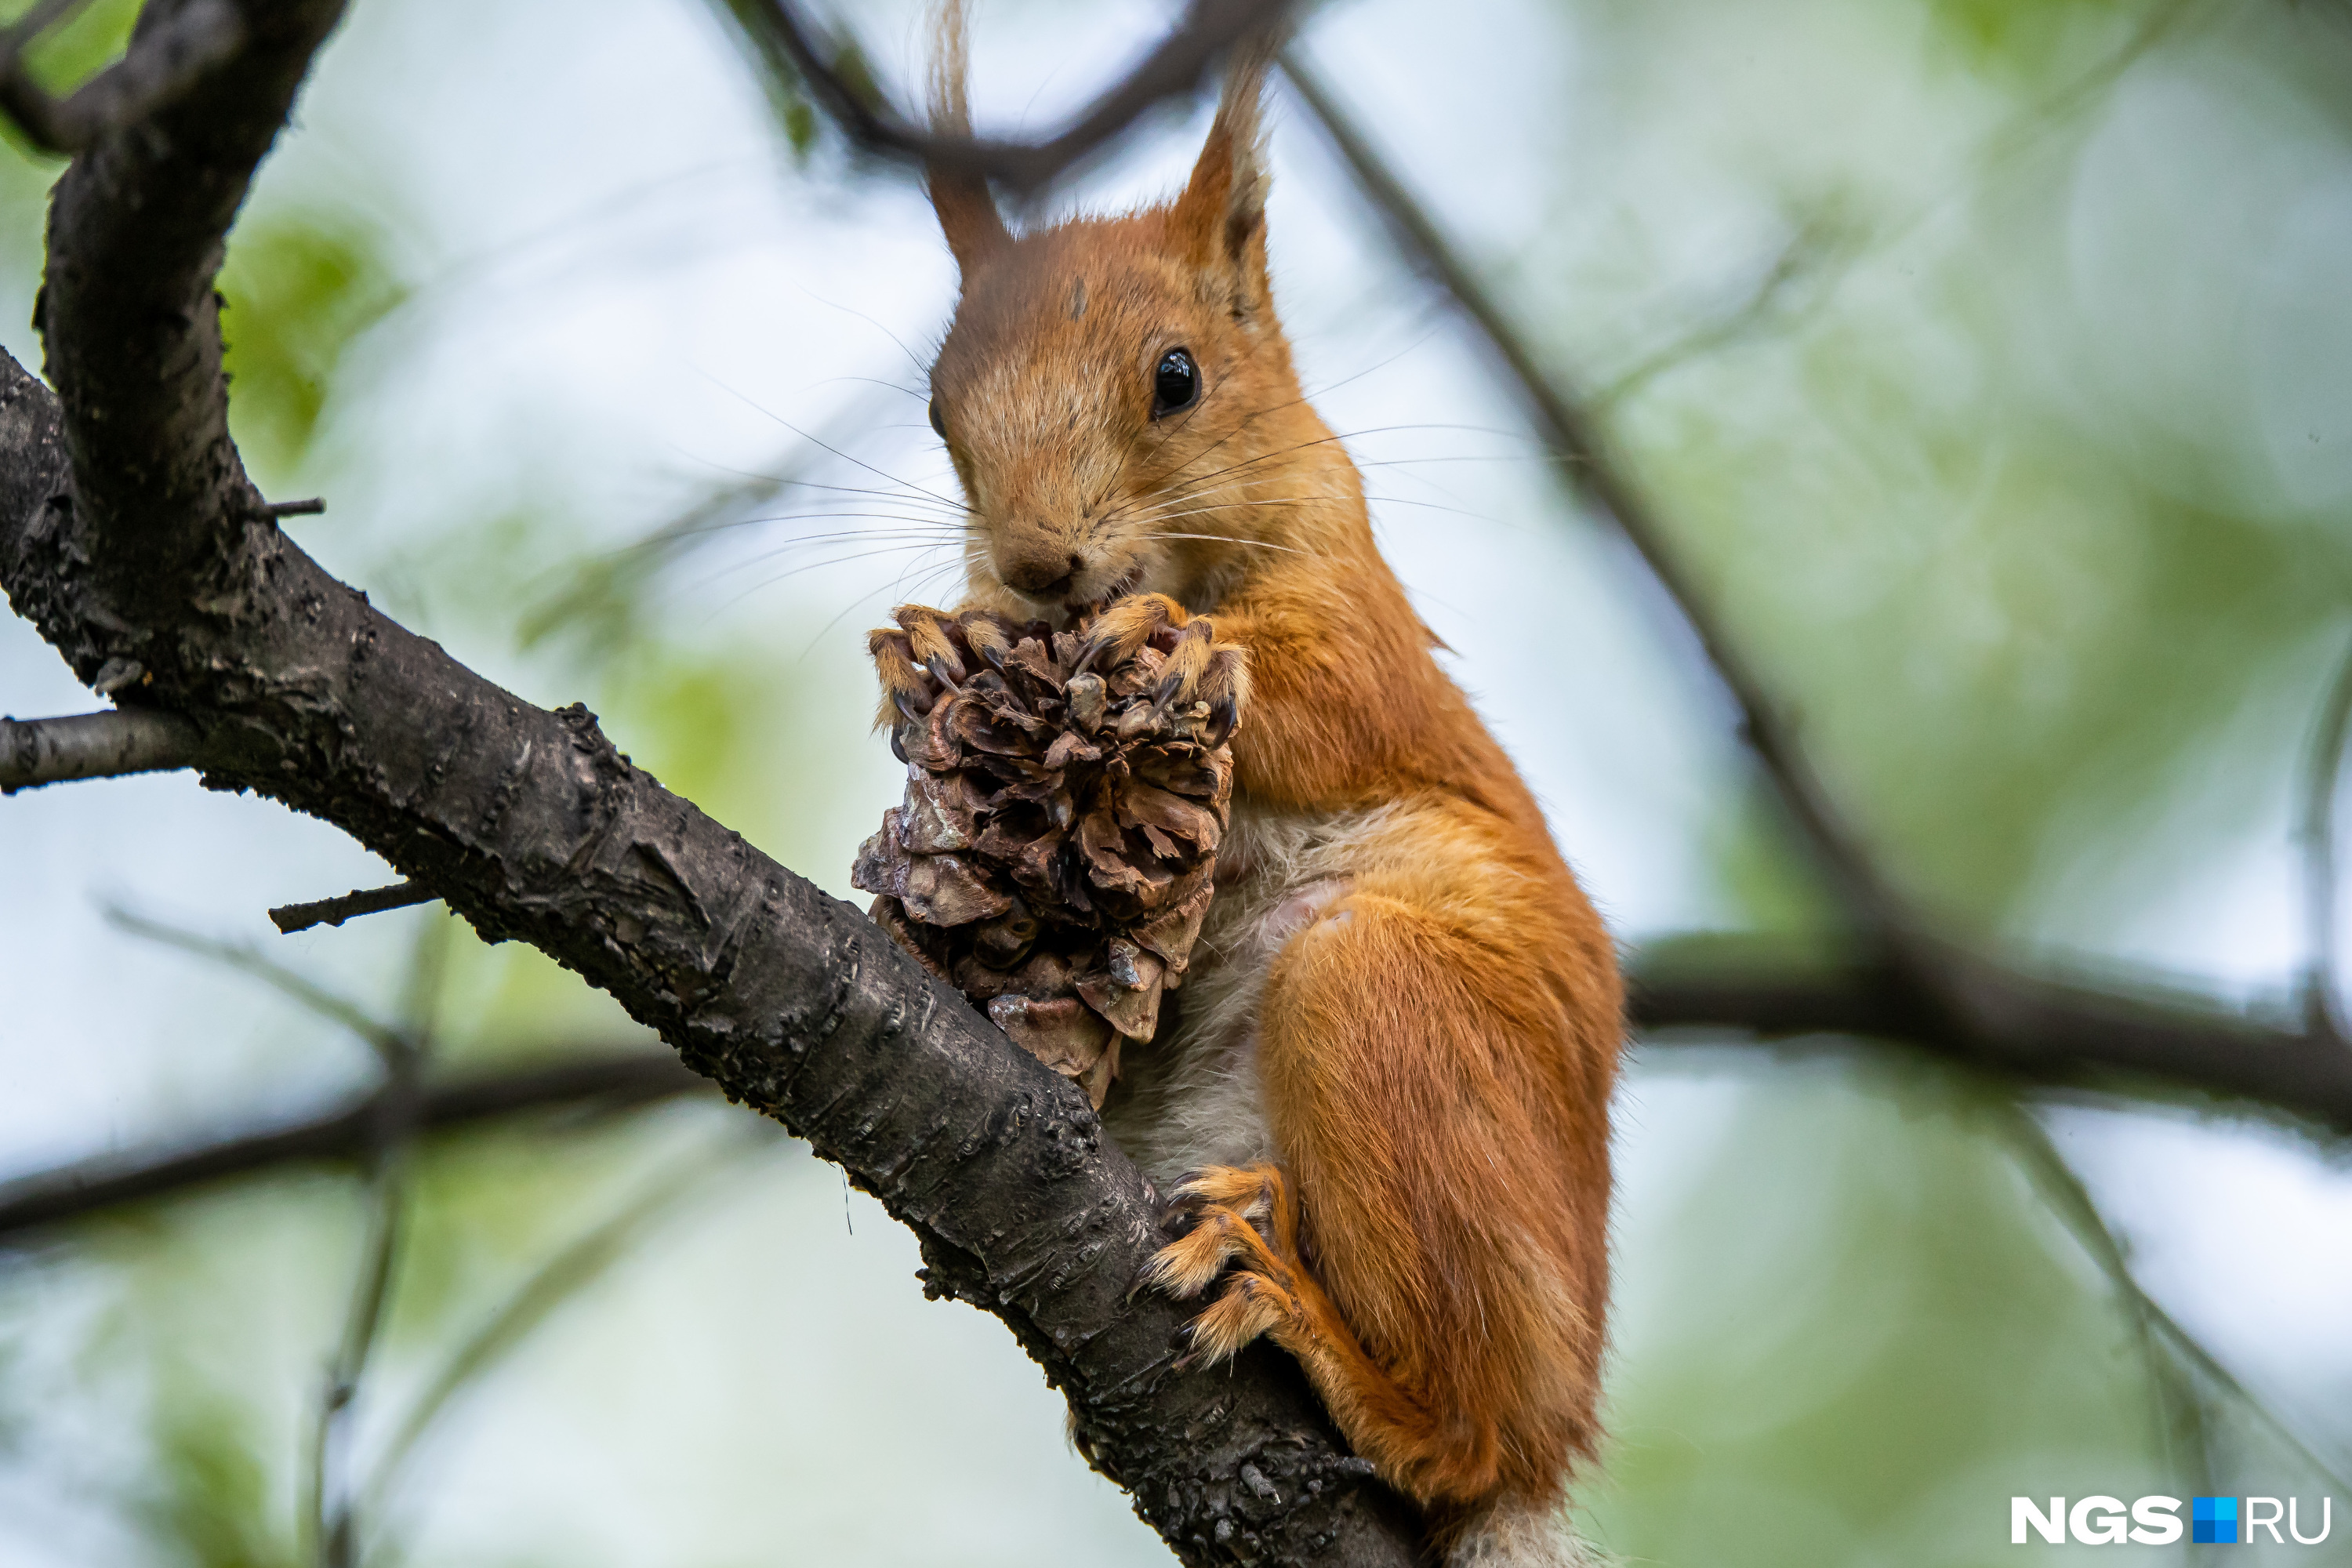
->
xmin=0 ymin=907 xmax=708 ymax=1247
xmin=724 ymin=0 xmax=1297 ymax=198
xmin=1991 ymin=1099 xmax=2351 ymax=1498
xmin=2297 ymin=630 xmax=2352 ymax=1044
xmin=350 ymin=1132 xmax=764 ymax=1553
xmin=1628 ymin=937 xmax=2352 ymax=1132
xmin=1279 ymin=47 xmax=2352 ymax=1139
xmin=0 ymin=1048 xmax=703 ymax=1243
xmin=304 ymin=919 xmax=439 ymax=1568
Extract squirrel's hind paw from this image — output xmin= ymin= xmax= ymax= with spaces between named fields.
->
xmin=1138 ymin=1163 xmax=1304 ymax=1367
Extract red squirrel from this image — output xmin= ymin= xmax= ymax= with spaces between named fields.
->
xmin=869 ymin=15 xmax=1621 ymax=1563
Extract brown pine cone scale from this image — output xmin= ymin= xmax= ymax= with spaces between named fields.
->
xmin=855 ymin=606 xmax=1234 ymax=1107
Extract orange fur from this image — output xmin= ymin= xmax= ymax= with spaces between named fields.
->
xmin=876 ymin=29 xmax=1621 ymax=1559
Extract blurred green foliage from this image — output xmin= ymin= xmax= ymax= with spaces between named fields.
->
xmin=1591 ymin=1058 xmax=2176 ymax=1564
xmin=7 ymin=0 xmax=140 ymax=105
xmin=1573 ymin=0 xmax=2352 ymax=941
xmin=702 ymin=0 xmax=844 ymax=160
xmin=1926 ymin=0 xmax=2152 ymax=80
xmin=136 ymin=1371 xmax=298 ymax=1568
xmin=219 ymin=217 xmax=408 ymax=486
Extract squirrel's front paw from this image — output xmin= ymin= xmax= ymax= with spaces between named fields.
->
xmin=1138 ymin=1163 xmax=1304 ymax=1367
xmin=868 ymin=603 xmax=1025 ymax=731
xmin=1079 ymin=595 xmax=1249 ymax=747
xmin=869 ymin=604 xmax=953 ymax=729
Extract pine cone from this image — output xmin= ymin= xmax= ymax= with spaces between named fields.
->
xmin=855 ymin=606 xmax=1235 ymax=1107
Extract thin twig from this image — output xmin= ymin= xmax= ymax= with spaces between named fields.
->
xmin=0 ymin=709 xmax=201 ymax=792
xmin=270 ymin=881 xmax=440 ymax=935
xmin=106 ymin=906 xmax=415 ymax=1060
xmin=0 ymin=1052 xmax=706 ymax=1242
xmin=1590 ymin=205 xmax=1860 ymax=412
xmin=739 ymin=0 xmax=1294 ymax=197
xmin=263 ymin=496 xmax=327 ymax=519
xmin=307 ymin=1114 xmax=411 ymax=1568
xmin=308 ymin=913 xmax=450 ymax=1568
xmin=2296 ymin=629 xmax=2352 ymax=1045
xmin=1987 ymin=1098 xmax=2217 ymax=1497
xmin=1280 ymin=49 xmax=1904 ymax=942
xmin=1993 ymin=1101 xmax=2352 ymax=1496
xmin=355 ymin=1134 xmax=767 ymax=1538
xmin=394 ymin=909 xmax=456 ymax=1054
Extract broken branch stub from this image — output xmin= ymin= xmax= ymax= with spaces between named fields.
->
xmin=855 ymin=608 xmax=1232 ymax=1107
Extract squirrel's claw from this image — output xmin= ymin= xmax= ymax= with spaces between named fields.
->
xmin=1138 ymin=1163 xmax=1305 ymax=1370
xmin=1076 ymin=592 xmax=1185 ymax=675
xmin=1136 ymin=1163 xmax=1285 ymax=1308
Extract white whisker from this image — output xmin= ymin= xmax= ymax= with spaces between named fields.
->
xmin=1149 ymin=532 xmax=1311 ymax=556
xmin=698 ymin=542 xmax=956 ymax=603
xmin=697 ymin=374 xmax=971 ymax=514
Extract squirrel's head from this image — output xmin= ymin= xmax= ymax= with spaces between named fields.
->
xmin=922 ymin=20 xmax=1322 ymax=622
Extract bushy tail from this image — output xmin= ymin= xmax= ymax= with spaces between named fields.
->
xmin=1446 ymin=1498 xmax=1610 ymax=1568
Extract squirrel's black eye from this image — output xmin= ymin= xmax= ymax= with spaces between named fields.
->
xmin=927 ymin=397 xmax=946 ymax=439
xmin=1151 ymin=347 xmax=1199 ymax=418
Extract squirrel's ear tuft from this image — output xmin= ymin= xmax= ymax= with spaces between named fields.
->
xmin=927 ymin=0 xmax=1011 ymax=275
xmin=1170 ymin=33 xmax=1278 ymax=307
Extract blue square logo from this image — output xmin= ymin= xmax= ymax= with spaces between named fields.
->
xmin=2192 ymin=1497 xmax=2238 ymax=1544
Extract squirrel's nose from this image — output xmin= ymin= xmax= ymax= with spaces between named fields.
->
xmin=1000 ymin=546 xmax=1086 ymax=600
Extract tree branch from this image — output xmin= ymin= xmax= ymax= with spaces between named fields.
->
xmin=12 ymin=928 xmax=2346 ymax=1258
xmin=729 ymin=0 xmax=1296 ymax=198
xmin=0 ymin=707 xmax=201 ymax=790
xmin=0 ymin=8 xmax=1419 ymax=1557
xmin=31 ymin=0 xmax=346 ymax=613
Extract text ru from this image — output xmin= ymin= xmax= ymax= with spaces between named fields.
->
xmin=2011 ymin=1496 xmax=2334 ymax=1545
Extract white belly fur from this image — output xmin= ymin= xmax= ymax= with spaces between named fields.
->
xmin=1101 ymin=798 xmax=1396 ymax=1188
